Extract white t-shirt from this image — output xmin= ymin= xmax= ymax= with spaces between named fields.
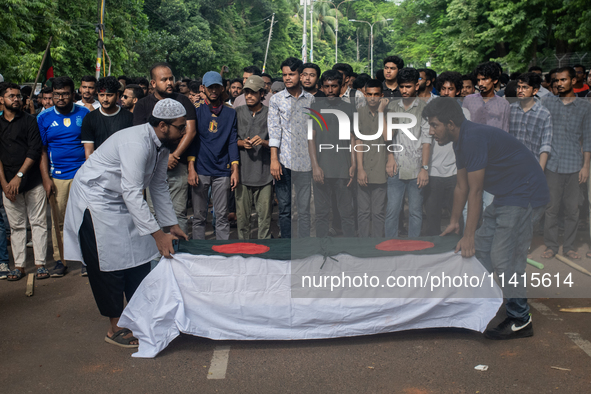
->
xmin=429 ymin=105 xmax=471 ymax=178
xmin=75 ymin=100 xmax=100 ymax=110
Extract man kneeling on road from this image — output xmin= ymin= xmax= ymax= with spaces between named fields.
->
xmin=63 ymin=99 xmax=188 ymax=348
xmin=426 ymin=98 xmax=550 ymax=340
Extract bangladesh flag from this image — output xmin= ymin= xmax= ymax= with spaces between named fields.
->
xmin=39 ymin=47 xmax=54 ymax=85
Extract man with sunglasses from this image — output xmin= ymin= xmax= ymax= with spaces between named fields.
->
xmin=38 ymin=76 xmax=90 ymax=277
xmin=0 ymin=83 xmax=54 ymax=281
xmin=120 ymin=84 xmax=144 ymax=114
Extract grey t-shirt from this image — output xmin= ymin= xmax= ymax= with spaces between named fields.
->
xmin=236 ymin=105 xmax=273 ymax=187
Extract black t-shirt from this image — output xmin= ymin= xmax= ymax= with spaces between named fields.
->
xmin=133 ymin=92 xmax=197 ymax=125
xmin=313 ymin=90 xmax=327 ymax=97
xmin=311 ymin=98 xmax=354 ymax=179
xmin=80 ymin=107 xmax=134 ymax=149
xmin=0 ymin=111 xmax=43 ymax=193
xmin=133 ymin=93 xmax=197 ymax=163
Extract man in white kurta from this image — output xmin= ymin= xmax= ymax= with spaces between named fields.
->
xmin=63 ymin=98 xmax=188 ymax=348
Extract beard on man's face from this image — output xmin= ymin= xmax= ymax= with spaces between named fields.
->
xmin=156 ymin=86 xmax=174 ymax=99
xmin=4 ymin=101 xmax=22 ymax=112
xmin=160 ymin=137 xmax=180 ymax=152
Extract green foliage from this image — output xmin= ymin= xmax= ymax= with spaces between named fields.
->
xmin=1 ymin=0 xmax=589 ymax=84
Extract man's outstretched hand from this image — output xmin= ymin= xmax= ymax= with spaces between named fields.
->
xmin=440 ymin=222 xmax=475 ymax=258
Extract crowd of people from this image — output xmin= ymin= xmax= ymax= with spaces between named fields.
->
xmin=0 ymin=55 xmax=590 ymax=345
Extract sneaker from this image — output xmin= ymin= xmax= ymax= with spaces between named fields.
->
xmin=26 ymin=240 xmax=33 ymax=248
xmin=484 ymin=315 xmax=533 ymax=340
xmin=50 ymin=261 xmax=67 ymax=277
xmin=0 ymin=262 xmax=10 ymax=279
xmin=80 ymin=266 xmax=88 ymax=277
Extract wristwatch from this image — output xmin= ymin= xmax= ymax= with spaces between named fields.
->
xmin=422 ymin=165 xmax=429 ymax=171
xmin=16 ymin=172 xmax=24 ymax=178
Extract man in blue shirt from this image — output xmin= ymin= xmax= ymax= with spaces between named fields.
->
xmin=38 ymin=76 xmax=89 ymax=277
xmin=187 ymin=71 xmax=239 ymax=240
xmin=426 ymin=98 xmax=550 ymax=340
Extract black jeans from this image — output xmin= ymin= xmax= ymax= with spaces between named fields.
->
xmin=79 ymin=209 xmax=150 ymax=318
xmin=313 ymin=178 xmax=355 ymax=237
xmin=423 ymin=175 xmax=460 ymax=236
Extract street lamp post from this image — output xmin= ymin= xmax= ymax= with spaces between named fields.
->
xmin=314 ymin=0 xmax=356 ymax=64
xmin=349 ymin=18 xmax=393 ymax=78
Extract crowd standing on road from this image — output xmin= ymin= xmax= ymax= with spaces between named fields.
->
xmin=0 ymin=56 xmax=590 ymax=345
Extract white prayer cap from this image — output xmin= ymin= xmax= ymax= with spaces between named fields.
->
xmin=152 ymin=98 xmax=186 ymax=119
xmin=0 ymin=74 xmax=4 ymax=82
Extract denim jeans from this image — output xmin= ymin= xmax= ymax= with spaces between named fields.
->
xmin=0 ymin=198 xmax=8 ymax=263
xmin=475 ymin=203 xmax=545 ymax=320
xmin=275 ymin=165 xmax=312 ymax=238
xmin=275 ymin=165 xmax=292 ymax=238
xmin=385 ymin=174 xmax=423 ymax=238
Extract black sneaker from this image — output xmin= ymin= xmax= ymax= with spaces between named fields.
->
xmin=484 ymin=315 xmax=533 ymax=340
xmin=50 ymin=261 xmax=67 ymax=277
xmin=80 ymin=266 xmax=88 ymax=277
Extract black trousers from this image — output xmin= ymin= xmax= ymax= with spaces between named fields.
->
xmin=423 ymin=175 xmax=462 ymax=236
xmin=79 ymin=209 xmax=150 ymax=318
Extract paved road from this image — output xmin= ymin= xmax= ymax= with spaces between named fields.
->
xmin=1 ymin=228 xmax=591 ymax=393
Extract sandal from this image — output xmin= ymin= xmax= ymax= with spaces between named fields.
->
xmin=565 ymin=250 xmax=581 ymax=260
xmin=7 ymin=269 xmax=24 ymax=281
xmin=104 ymin=328 xmax=139 ymax=348
xmin=541 ymin=248 xmax=556 ymax=259
xmin=36 ymin=266 xmax=50 ymax=280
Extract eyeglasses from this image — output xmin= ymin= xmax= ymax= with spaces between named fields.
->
xmin=121 ymin=95 xmax=134 ymax=99
xmin=52 ymin=92 xmax=72 ymax=98
xmin=169 ymin=123 xmax=186 ymax=133
xmin=4 ymin=94 xmax=23 ymax=100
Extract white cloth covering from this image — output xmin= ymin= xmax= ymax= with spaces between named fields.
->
xmin=119 ymin=251 xmax=503 ymax=358
xmin=63 ymin=123 xmax=178 ymax=271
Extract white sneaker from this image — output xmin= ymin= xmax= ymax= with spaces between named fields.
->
xmin=26 ymin=241 xmax=33 ymax=248
xmin=0 ymin=262 xmax=10 ymax=279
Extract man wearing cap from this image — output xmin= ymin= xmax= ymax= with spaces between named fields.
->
xmin=133 ymin=62 xmax=197 ymax=236
xmin=235 ymin=75 xmax=273 ymax=239
xmin=187 ymin=71 xmax=239 ymax=240
xmin=63 ymin=98 xmax=189 ymax=348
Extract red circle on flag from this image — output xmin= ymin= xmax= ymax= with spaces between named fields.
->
xmin=212 ymin=243 xmax=270 ymax=255
xmin=375 ymin=239 xmax=435 ymax=252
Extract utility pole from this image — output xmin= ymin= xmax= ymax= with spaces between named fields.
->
xmin=350 ymin=18 xmax=393 ymax=78
xmin=262 ymin=13 xmax=275 ymax=73
xmin=356 ymin=30 xmax=359 ymax=62
xmin=310 ymin=0 xmax=314 ymax=62
xmin=302 ymin=0 xmax=308 ymax=62
xmin=95 ymin=0 xmax=106 ymax=79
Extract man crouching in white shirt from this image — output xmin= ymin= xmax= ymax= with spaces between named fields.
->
xmin=63 ymin=99 xmax=189 ymax=348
